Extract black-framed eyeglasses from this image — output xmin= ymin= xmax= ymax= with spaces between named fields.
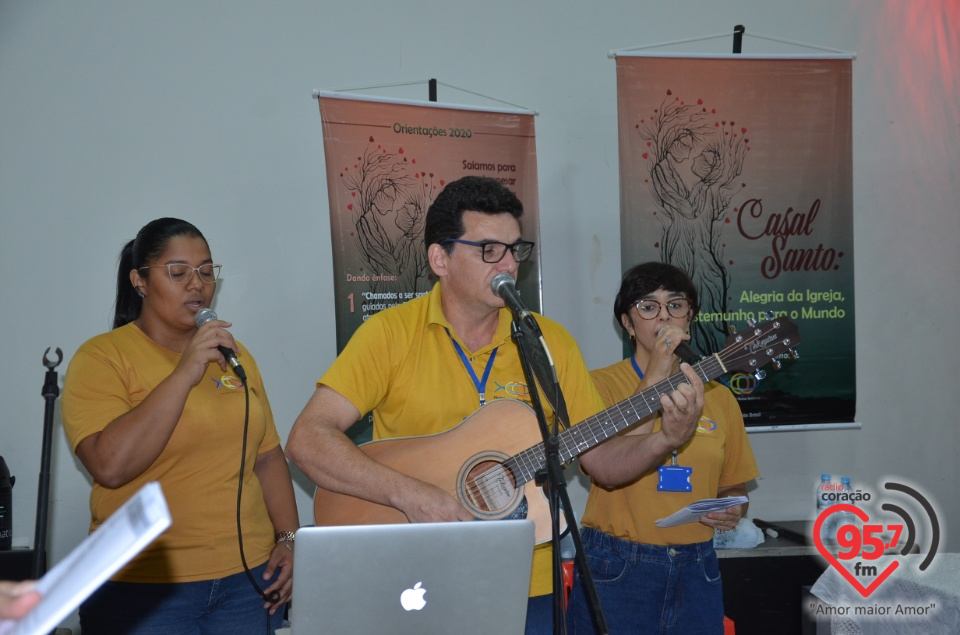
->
xmin=139 ymin=263 xmax=221 ymax=285
xmin=633 ymin=298 xmax=693 ymax=320
xmin=440 ymin=239 xmax=536 ymax=263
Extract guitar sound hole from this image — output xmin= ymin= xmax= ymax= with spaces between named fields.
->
xmin=464 ymin=461 xmax=517 ymax=513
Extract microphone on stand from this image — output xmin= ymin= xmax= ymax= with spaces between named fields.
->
xmin=491 ymin=273 xmax=538 ymax=331
xmin=195 ymin=308 xmax=247 ymax=381
xmin=491 ymin=273 xmax=562 ymax=413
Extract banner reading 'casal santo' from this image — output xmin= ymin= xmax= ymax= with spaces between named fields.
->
xmin=616 ymin=54 xmax=855 ymax=426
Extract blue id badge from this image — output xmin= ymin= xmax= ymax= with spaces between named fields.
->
xmin=657 ymin=452 xmax=693 ymax=492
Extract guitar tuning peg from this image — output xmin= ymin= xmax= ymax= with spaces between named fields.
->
xmin=753 ymin=369 xmax=767 ymax=381
xmin=763 ymin=311 xmax=775 ymax=320
xmin=727 ymin=325 xmax=737 ymax=335
xmin=745 ymin=318 xmax=757 ymax=328
xmin=789 ymin=349 xmax=800 ymax=360
xmin=771 ymin=359 xmax=782 ymax=370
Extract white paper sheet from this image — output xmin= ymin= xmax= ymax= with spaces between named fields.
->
xmin=0 ymin=482 xmax=171 ymax=635
xmin=654 ymin=496 xmax=749 ymax=528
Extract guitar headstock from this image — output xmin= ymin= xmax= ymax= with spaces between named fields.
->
xmin=719 ymin=314 xmax=801 ymax=376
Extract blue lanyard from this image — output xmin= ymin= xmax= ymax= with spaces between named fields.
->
xmin=630 ymin=355 xmax=644 ymax=380
xmin=446 ymin=328 xmax=499 ymax=407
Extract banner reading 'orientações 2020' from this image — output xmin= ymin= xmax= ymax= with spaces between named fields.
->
xmin=317 ymin=93 xmax=542 ymax=440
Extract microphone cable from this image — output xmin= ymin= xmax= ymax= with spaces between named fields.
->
xmin=196 ymin=308 xmax=278 ymax=632
xmin=234 ymin=381 xmax=282 ymax=632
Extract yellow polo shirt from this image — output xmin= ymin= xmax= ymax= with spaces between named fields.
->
xmin=320 ymin=283 xmax=606 ymax=596
xmin=582 ymin=357 xmax=760 ymax=545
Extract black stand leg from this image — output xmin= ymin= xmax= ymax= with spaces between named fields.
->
xmin=33 ymin=347 xmax=62 ymax=579
xmin=511 ymin=324 xmax=608 ymax=635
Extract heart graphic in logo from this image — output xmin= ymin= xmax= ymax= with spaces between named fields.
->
xmin=813 ymin=504 xmax=899 ymax=597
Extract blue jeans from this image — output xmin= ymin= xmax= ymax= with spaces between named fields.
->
xmin=567 ymin=528 xmax=724 ymax=635
xmin=79 ymin=561 xmax=284 ymax=635
xmin=525 ymin=593 xmax=556 ymax=635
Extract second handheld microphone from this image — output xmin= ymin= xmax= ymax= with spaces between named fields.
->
xmin=657 ymin=326 xmax=700 ymax=365
xmin=195 ymin=308 xmax=247 ymax=381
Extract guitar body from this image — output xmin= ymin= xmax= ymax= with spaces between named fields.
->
xmin=313 ymin=316 xmax=801 ymax=547
xmin=313 ymin=398 xmax=565 ymax=545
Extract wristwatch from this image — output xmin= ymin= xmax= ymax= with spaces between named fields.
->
xmin=276 ymin=531 xmax=296 ymax=550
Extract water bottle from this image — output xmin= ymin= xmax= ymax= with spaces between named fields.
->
xmin=815 ymin=473 xmax=835 ymax=545
xmin=835 ymin=476 xmax=860 ymax=541
xmin=0 ymin=456 xmax=13 ymax=550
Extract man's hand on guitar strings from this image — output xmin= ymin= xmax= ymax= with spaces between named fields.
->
xmin=397 ymin=481 xmax=476 ymax=523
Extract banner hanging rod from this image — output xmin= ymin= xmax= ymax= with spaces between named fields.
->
xmin=312 ymin=78 xmax=537 ymax=114
xmin=609 ymin=25 xmax=855 ymax=58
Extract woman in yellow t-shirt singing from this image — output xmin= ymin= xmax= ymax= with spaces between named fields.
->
xmin=62 ymin=217 xmax=298 ymax=635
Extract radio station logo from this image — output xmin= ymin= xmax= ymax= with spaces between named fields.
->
xmin=813 ymin=478 xmax=939 ymax=597
xmin=808 ymin=477 xmax=943 ymax=623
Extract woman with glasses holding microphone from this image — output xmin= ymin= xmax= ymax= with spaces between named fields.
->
xmin=62 ymin=218 xmax=298 ymax=634
xmin=568 ymin=262 xmax=759 ymax=634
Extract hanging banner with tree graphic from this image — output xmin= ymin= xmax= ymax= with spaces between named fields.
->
xmin=616 ymin=54 xmax=855 ymax=427
xmin=317 ymin=92 xmax=542 ymax=354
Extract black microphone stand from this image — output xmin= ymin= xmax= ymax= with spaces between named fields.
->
xmin=33 ymin=347 xmax=62 ymax=579
xmin=509 ymin=320 xmax=608 ymax=635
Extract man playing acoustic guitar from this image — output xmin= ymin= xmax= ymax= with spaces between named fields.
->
xmin=286 ymin=176 xmax=705 ymax=634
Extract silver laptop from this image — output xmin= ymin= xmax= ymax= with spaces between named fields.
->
xmin=289 ymin=520 xmax=535 ymax=635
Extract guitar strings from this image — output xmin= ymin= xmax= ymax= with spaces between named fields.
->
xmin=450 ymin=325 xmax=781 ymax=514
xmin=452 ymin=462 xmax=516 ymax=513
xmin=454 ymin=356 xmax=729 ymax=511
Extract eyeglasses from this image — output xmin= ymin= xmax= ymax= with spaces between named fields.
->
xmin=633 ymin=298 xmax=693 ymax=320
xmin=139 ymin=263 xmax=221 ymax=285
xmin=440 ymin=239 xmax=536 ymax=263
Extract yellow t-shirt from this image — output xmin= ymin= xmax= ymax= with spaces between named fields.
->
xmin=582 ymin=357 xmax=760 ymax=545
xmin=320 ymin=283 xmax=606 ymax=597
xmin=61 ymin=323 xmax=280 ymax=582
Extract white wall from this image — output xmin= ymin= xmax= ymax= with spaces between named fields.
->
xmin=1 ymin=0 xmax=958 ymax=627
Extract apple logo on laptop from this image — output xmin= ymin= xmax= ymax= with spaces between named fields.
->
xmin=400 ymin=581 xmax=427 ymax=611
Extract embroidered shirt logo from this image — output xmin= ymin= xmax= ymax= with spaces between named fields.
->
xmin=211 ymin=375 xmax=244 ymax=391
xmin=492 ymin=381 xmax=529 ymax=398
xmin=696 ymin=417 xmax=718 ymax=433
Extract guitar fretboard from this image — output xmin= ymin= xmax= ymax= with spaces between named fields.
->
xmin=504 ymin=356 xmax=724 ymax=486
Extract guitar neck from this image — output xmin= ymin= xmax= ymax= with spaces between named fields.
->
xmin=504 ymin=355 xmax=727 ymax=487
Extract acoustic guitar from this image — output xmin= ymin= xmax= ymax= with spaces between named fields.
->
xmin=314 ymin=316 xmax=800 ymax=544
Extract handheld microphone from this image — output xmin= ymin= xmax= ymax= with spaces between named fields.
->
xmin=491 ymin=273 xmax=537 ymax=330
xmin=657 ymin=326 xmax=700 ymax=365
xmin=195 ymin=308 xmax=247 ymax=381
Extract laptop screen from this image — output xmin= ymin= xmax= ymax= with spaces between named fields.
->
xmin=289 ymin=520 xmax=535 ymax=635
